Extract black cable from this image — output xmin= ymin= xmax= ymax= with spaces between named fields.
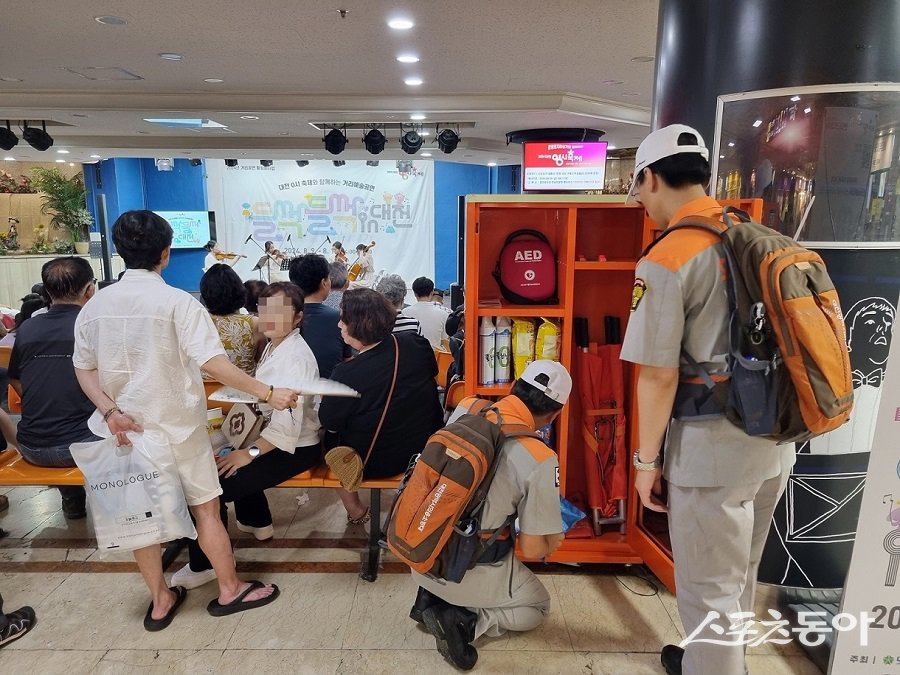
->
xmin=615 ymin=565 xmax=660 ymax=598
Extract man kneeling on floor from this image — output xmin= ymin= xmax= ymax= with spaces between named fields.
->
xmin=409 ymin=360 xmax=569 ymax=670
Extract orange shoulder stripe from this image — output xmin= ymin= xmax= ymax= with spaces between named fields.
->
xmin=514 ymin=435 xmax=555 ymax=463
xmin=643 ymin=228 xmax=721 ymax=273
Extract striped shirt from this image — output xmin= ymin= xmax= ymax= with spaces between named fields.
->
xmin=393 ymin=310 xmax=422 ymax=335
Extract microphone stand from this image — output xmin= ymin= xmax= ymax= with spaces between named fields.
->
xmin=312 ymin=235 xmax=332 ymax=255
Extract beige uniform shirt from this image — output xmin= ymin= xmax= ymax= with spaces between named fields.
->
xmin=621 ymin=196 xmax=794 ymax=488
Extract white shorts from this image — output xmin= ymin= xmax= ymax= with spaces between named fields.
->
xmin=171 ymin=427 xmax=223 ymax=507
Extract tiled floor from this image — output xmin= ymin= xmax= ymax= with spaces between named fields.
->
xmin=0 ymin=485 xmax=822 ymax=674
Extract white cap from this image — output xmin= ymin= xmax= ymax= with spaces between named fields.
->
xmin=626 ymin=124 xmax=709 ymax=202
xmin=519 ymin=360 xmax=572 ymax=404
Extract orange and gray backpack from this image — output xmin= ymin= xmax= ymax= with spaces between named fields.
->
xmin=647 ymin=206 xmax=853 ymax=443
xmin=384 ymin=400 xmax=539 ymax=582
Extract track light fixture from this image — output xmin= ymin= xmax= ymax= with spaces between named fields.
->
xmin=260 ymin=159 xmax=273 ymax=167
xmin=224 ymin=159 xmax=238 ymax=167
xmin=323 ymin=126 xmax=348 ymax=155
xmin=363 ymin=127 xmax=387 ymax=154
xmin=400 ymin=128 xmax=423 ymax=154
xmin=296 ymin=160 xmax=309 ymax=167
xmin=436 ymin=127 xmax=460 ymax=154
xmin=366 ymin=160 xmax=380 ymax=167
xmin=22 ymin=121 xmax=54 ymax=151
xmin=333 ymin=160 xmax=346 ymax=167
xmin=189 ymin=158 xmax=202 ymax=167
xmin=0 ymin=121 xmax=18 ymax=151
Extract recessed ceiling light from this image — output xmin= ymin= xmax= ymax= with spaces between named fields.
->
xmin=388 ymin=18 xmax=414 ymax=30
xmin=90 ymin=154 xmax=101 ymax=159
xmin=404 ymin=77 xmax=423 ymax=86
xmin=630 ymin=56 xmax=655 ymax=62
xmin=727 ymin=142 xmax=735 ymax=147
xmin=804 ymin=107 xmax=812 ymax=114
xmin=410 ymin=114 xmax=426 ymax=121
xmin=790 ymin=95 xmax=801 ymax=102
xmin=487 ymin=162 xmax=497 ymax=167
xmin=601 ymin=79 xmax=624 ymax=85
xmin=720 ymin=154 xmax=725 ymax=159
xmin=752 ymin=119 xmax=763 ymax=128
xmin=397 ymin=54 xmax=420 ymax=63
xmin=279 ymin=132 xmax=290 ymax=136
xmin=55 ymin=159 xmax=65 ymax=163
xmin=3 ymin=156 xmax=14 ymax=161
xmin=608 ymin=144 xmax=616 ymax=150
xmin=203 ymin=78 xmax=224 ymax=83
xmin=68 ymin=162 xmax=75 ymax=167
xmin=57 ymin=149 xmax=70 ymax=154
xmin=240 ymin=115 xmax=259 ymax=120
xmin=421 ymin=152 xmax=432 ymax=157
xmin=94 ymin=15 xmax=127 ymax=26
xmin=0 ymin=77 xmax=23 ymax=82
xmin=159 ymin=53 xmax=183 ymax=61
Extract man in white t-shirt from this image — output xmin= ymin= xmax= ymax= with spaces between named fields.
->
xmin=403 ymin=277 xmax=451 ymax=349
xmin=74 ymin=211 xmax=301 ymax=631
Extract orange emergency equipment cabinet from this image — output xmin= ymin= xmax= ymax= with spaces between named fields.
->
xmin=463 ymin=194 xmax=762 ymax=591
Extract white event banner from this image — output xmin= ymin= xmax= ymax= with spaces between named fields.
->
xmin=206 ymin=160 xmax=435 ymax=291
xmin=830 ymin=291 xmax=900 ymax=673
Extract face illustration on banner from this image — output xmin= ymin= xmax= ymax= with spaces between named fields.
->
xmin=846 ymin=297 xmax=896 ymax=385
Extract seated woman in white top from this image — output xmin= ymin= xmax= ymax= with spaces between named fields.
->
xmin=176 ymin=282 xmax=322 ymax=588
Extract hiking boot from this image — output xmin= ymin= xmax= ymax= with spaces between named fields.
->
xmin=422 ymin=604 xmax=478 ymax=671
xmin=0 ymin=605 xmax=36 ymax=648
xmin=409 ymin=586 xmax=445 ymax=624
xmin=660 ymin=644 xmax=684 ymax=675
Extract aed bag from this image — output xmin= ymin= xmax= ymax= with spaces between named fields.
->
xmin=492 ymin=230 xmax=558 ymax=304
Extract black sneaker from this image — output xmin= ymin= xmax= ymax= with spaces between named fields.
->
xmin=421 ymin=604 xmax=478 ymax=671
xmin=409 ymin=586 xmax=444 ymax=624
xmin=0 ymin=606 xmax=36 ymax=649
xmin=60 ymin=488 xmax=86 ymax=520
xmin=660 ymin=644 xmax=684 ymax=675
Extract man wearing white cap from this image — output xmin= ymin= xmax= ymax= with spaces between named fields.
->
xmin=409 ymin=359 xmax=571 ymax=670
xmin=621 ymin=125 xmax=795 ymax=675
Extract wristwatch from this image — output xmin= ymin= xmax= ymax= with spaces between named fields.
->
xmin=247 ymin=446 xmax=261 ymax=460
xmin=632 ymin=450 xmax=662 ymax=472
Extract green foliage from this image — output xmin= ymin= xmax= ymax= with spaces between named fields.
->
xmin=29 ymin=168 xmax=93 ymax=241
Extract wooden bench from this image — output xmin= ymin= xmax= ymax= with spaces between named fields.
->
xmin=0 ymin=447 xmax=401 ymax=581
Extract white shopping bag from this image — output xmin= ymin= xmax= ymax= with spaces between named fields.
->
xmin=70 ymin=432 xmax=197 ymax=557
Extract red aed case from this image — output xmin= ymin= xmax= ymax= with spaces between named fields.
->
xmin=492 ymin=229 xmax=558 ymax=304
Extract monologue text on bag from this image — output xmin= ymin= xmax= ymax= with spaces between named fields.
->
xmin=90 ymin=471 xmax=161 ymax=492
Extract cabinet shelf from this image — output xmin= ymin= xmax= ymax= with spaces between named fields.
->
xmin=573 ymin=261 xmax=637 ymax=271
xmin=476 ymin=304 xmax=565 ymax=317
xmin=473 ymin=383 xmax=513 ymax=397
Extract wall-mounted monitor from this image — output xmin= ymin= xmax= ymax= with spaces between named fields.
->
xmin=152 ymin=210 xmax=215 ymax=249
xmin=522 ymin=141 xmax=608 ymax=192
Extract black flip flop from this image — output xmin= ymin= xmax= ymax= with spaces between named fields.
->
xmin=143 ymin=586 xmax=187 ymax=632
xmin=206 ymin=580 xmax=280 ymax=617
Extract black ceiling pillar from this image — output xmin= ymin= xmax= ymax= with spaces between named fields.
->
xmin=653 ymin=0 xmax=900 ymax=142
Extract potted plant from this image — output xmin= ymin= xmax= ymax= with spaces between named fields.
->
xmin=29 ymin=167 xmax=93 ymax=253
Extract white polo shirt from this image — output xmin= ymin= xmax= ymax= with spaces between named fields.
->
xmin=73 ymin=269 xmax=226 ymax=453
xmin=403 ymin=300 xmax=450 ymax=348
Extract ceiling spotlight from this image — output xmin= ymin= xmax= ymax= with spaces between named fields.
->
xmin=3 ymin=157 xmax=14 ymax=161
xmin=752 ymin=119 xmax=763 ymax=128
xmin=366 ymin=160 xmax=380 ymax=167
xmin=487 ymin=162 xmax=497 ymax=167
xmin=421 ymin=152 xmax=432 ymax=157
xmin=790 ymin=95 xmax=801 ymax=102
xmin=159 ymin=53 xmax=184 ymax=61
xmin=363 ymin=127 xmax=387 ymax=154
xmin=90 ymin=154 xmax=102 ymax=159
xmin=296 ymin=160 xmax=309 ymax=167
xmin=804 ymin=107 xmax=812 ymax=114
xmin=333 ymin=160 xmax=346 ymax=167
xmin=259 ymin=159 xmax=273 ymax=167
xmin=404 ymin=77 xmax=423 ymax=86
xmin=57 ymin=149 xmax=70 ymax=154
xmin=388 ymin=18 xmax=414 ymax=30
xmin=55 ymin=159 xmax=66 ymax=163
xmin=22 ymin=121 xmax=54 ymax=151
xmin=410 ymin=114 xmax=426 ymax=121
xmin=436 ymin=128 xmax=460 ymax=154
xmin=189 ymin=158 xmax=202 ymax=167
xmin=400 ymin=129 xmax=423 ymax=154
xmin=397 ymin=54 xmax=420 ymax=63
xmin=323 ymin=126 xmax=348 ymax=155
xmin=224 ymin=159 xmax=238 ymax=167
xmin=203 ymin=78 xmax=224 ymax=84
xmin=0 ymin=121 xmax=18 ymax=151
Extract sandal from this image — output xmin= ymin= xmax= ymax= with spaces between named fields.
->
xmin=143 ymin=586 xmax=187 ymax=632
xmin=347 ymin=507 xmax=371 ymax=526
xmin=207 ymin=580 xmax=280 ymax=617
xmin=324 ymin=445 xmax=364 ymax=492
